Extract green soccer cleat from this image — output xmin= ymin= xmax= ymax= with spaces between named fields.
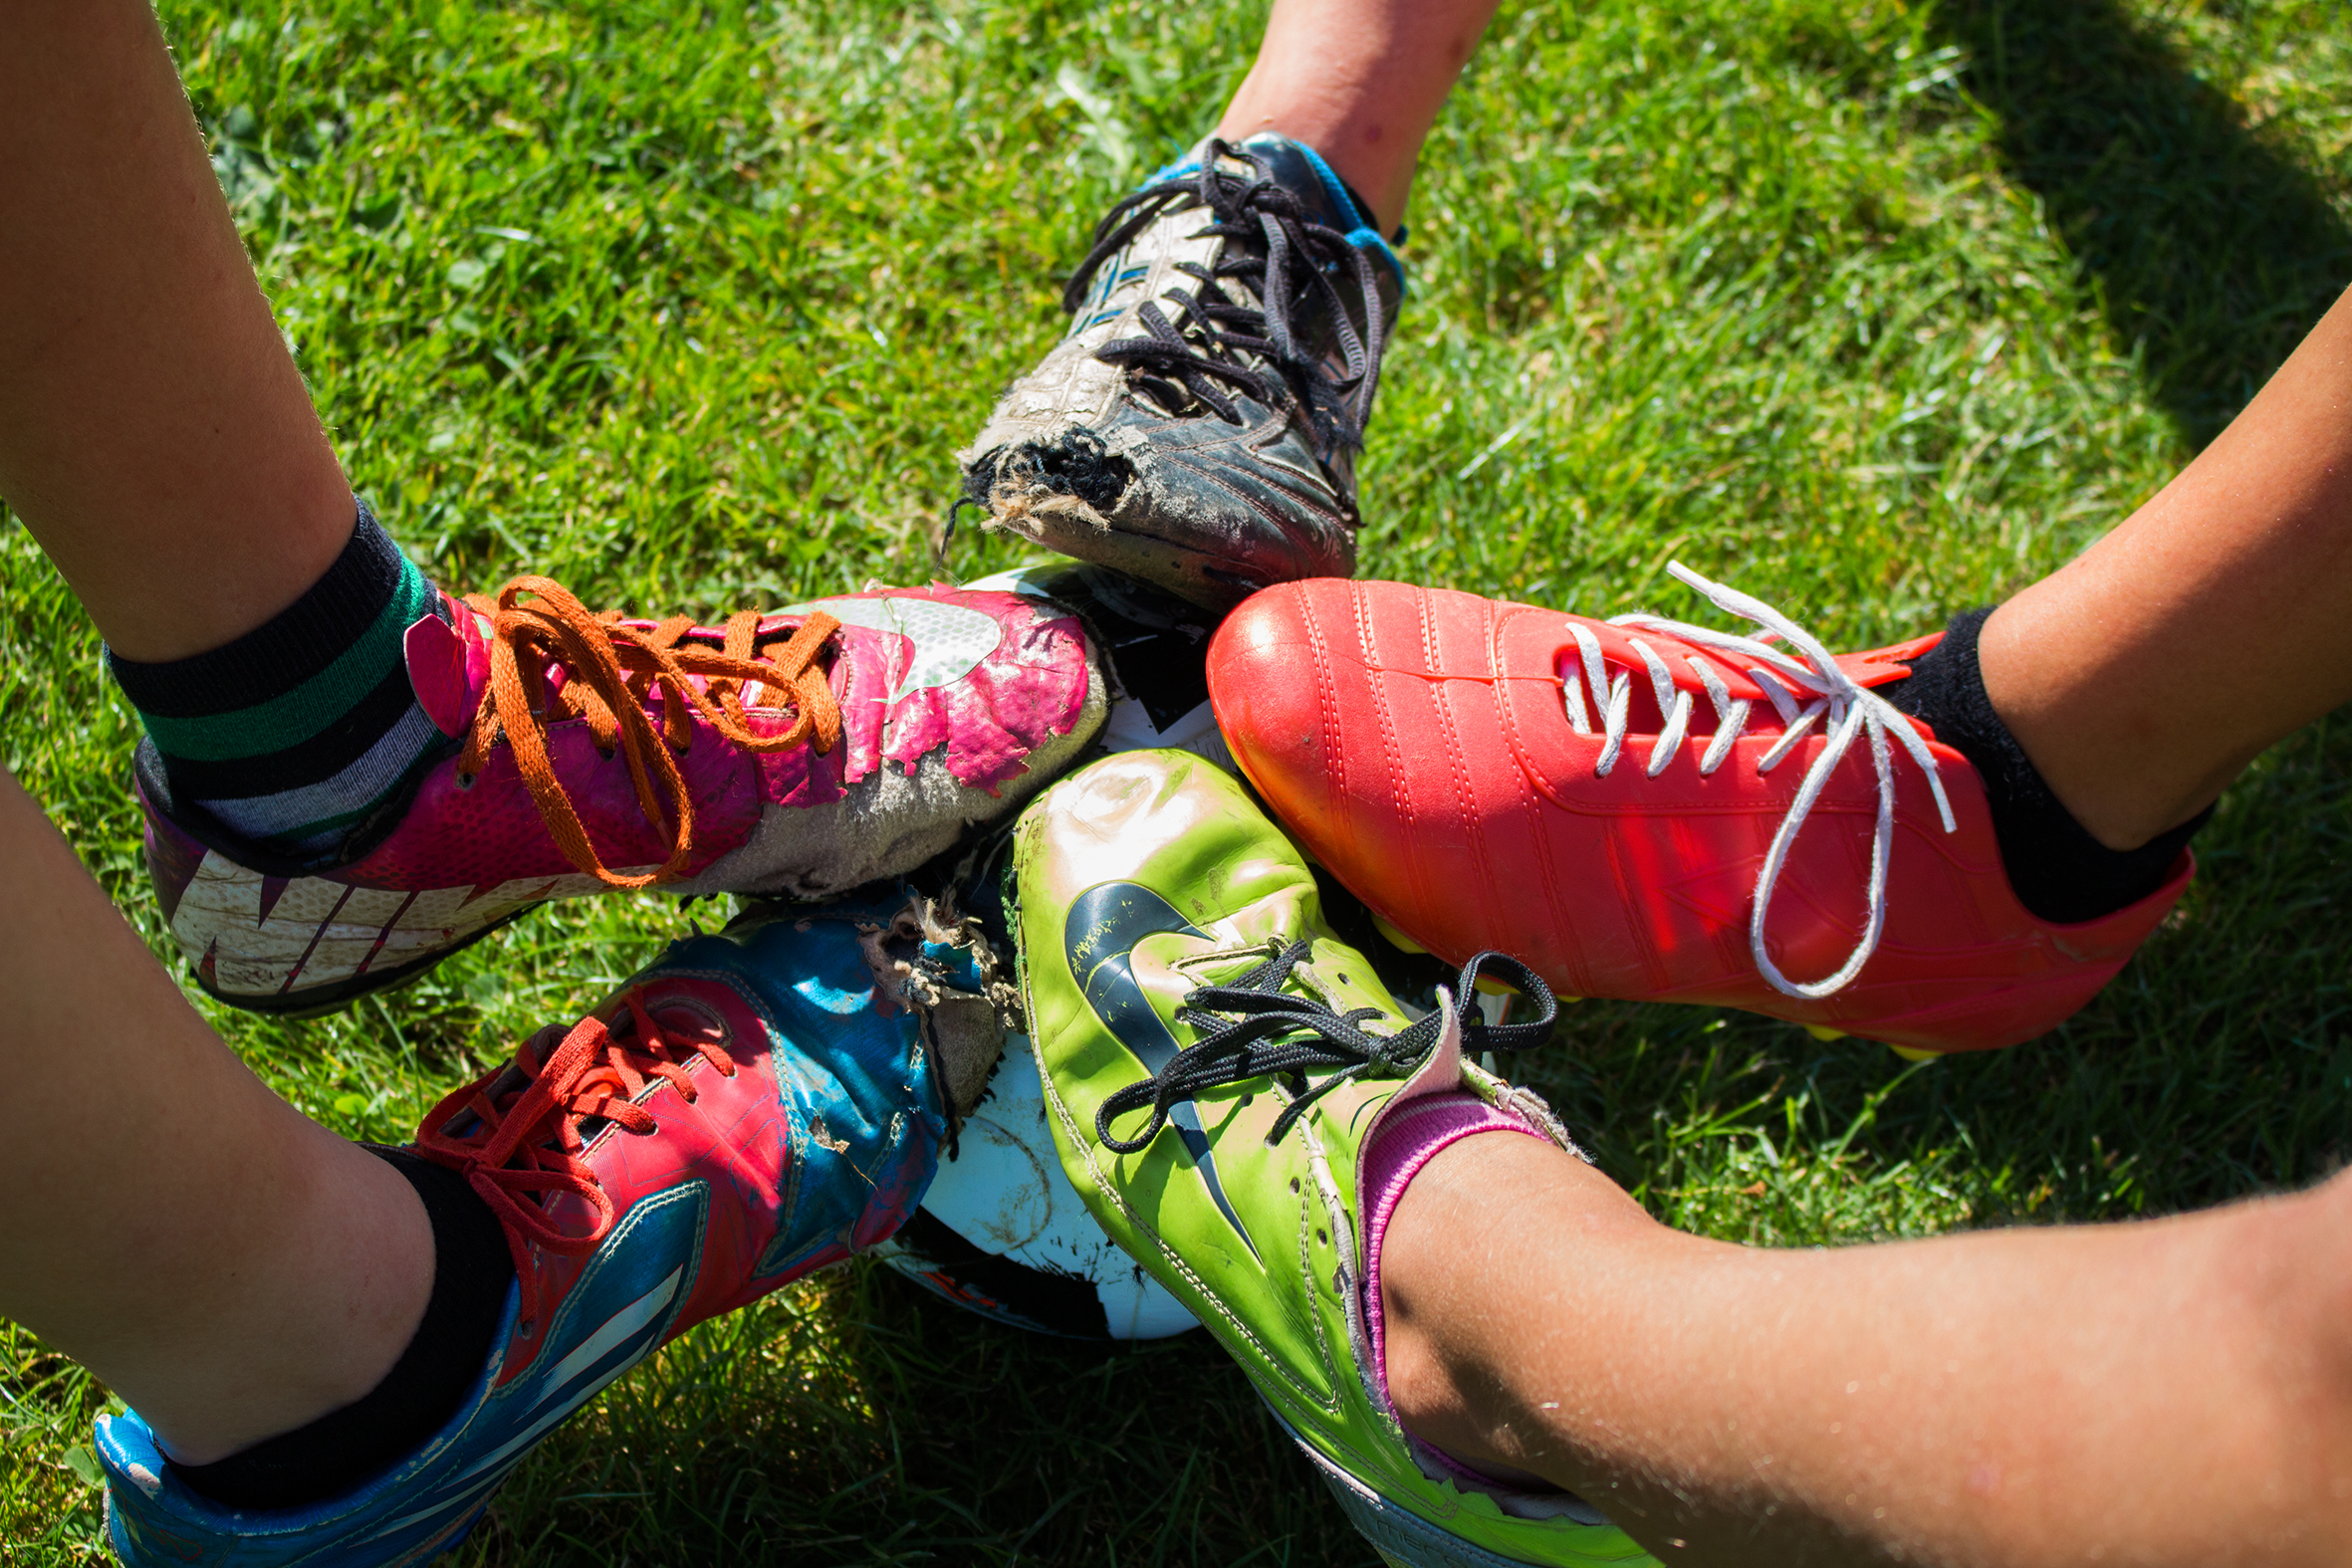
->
xmin=1011 ymin=749 xmax=1658 ymax=1568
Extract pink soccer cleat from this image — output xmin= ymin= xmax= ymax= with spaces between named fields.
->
xmin=142 ymin=575 xmax=1106 ymax=1013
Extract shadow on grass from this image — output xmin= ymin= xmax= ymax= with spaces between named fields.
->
xmin=1523 ymin=0 xmax=2352 ymax=1238
xmin=1929 ymin=0 xmax=2352 ymax=446
xmin=813 ymin=1272 xmax=1353 ymax=1567
xmin=461 ymin=1251 xmax=1362 ymax=1566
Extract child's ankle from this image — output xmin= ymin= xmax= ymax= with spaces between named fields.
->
xmin=1359 ymin=1092 xmax=1557 ymax=1490
xmin=159 ymin=1145 xmax=512 ymax=1508
xmin=1885 ymin=606 xmax=2207 ymax=924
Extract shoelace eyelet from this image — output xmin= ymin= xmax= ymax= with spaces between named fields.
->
xmin=1594 ymin=562 xmax=1959 ymax=1002
xmin=1101 ymin=946 xmax=1554 ymax=1156
xmin=459 ymin=583 xmax=842 ymax=891
xmin=415 ymin=998 xmax=742 ymax=1297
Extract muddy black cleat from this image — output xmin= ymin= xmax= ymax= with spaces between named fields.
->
xmin=956 ymin=134 xmax=1404 ymax=613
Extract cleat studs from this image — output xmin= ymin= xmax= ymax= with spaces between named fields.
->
xmin=1804 ymin=1023 xmax=1846 ymax=1042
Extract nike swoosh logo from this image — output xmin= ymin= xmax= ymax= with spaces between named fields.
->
xmin=1063 ymin=882 xmax=1260 ymax=1261
xmin=774 ymin=596 xmax=1005 ymax=703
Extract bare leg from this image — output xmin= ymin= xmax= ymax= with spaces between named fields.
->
xmin=1983 ymin=284 xmax=2352 ymax=850
xmin=1382 ymin=1132 xmax=2352 ymax=1566
xmin=0 ymin=0 xmax=429 ymax=1463
xmin=0 ymin=773 xmax=431 ymax=1463
xmin=0 ymin=0 xmax=353 ymax=661
xmin=1213 ymin=0 xmax=1503 ymax=231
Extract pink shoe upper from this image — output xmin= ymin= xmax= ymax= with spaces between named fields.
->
xmin=363 ymin=580 xmax=1100 ymax=889
xmin=143 ymin=577 xmax=1107 ymax=1010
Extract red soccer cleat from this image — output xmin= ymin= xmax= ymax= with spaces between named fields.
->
xmin=1206 ymin=566 xmax=2190 ymax=1054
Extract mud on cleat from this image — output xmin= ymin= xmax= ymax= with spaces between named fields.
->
xmin=142 ymin=576 xmax=1107 ymax=1014
xmin=956 ymin=133 xmax=1404 ymax=612
xmin=97 ymin=890 xmax=1000 ymax=1568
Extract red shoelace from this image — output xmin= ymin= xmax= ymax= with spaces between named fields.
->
xmin=415 ymin=993 xmax=739 ymax=1308
xmin=457 ymin=575 xmax=844 ymax=889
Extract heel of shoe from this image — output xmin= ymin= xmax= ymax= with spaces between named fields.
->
xmin=1273 ymin=1410 xmax=1638 ymax=1567
xmin=1294 ymin=1441 xmax=1531 ymax=1568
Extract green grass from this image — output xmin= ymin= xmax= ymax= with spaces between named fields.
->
xmin=5 ymin=0 xmax=2352 ymax=1560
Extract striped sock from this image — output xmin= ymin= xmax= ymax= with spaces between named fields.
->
xmin=110 ymin=502 xmax=454 ymax=856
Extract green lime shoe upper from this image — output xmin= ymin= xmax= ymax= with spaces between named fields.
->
xmin=1012 ymin=749 xmax=1658 ymax=1568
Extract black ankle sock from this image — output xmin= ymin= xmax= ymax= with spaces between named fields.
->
xmin=1883 ymin=606 xmax=2208 ymax=925
xmin=169 ymin=1148 xmax=514 ymax=1511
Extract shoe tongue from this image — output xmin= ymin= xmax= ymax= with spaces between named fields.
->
xmin=1212 ymin=132 xmax=1405 ymax=316
xmin=1219 ymin=132 xmax=1375 ymax=234
xmin=1349 ymin=999 xmax=1467 ymax=1194
xmin=404 ymin=601 xmax=484 ymax=739
xmin=1382 ymin=1000 xmax=1466 ymax=1112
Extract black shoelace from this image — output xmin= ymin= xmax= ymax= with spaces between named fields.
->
xmin=1096 ymin=942 xmax=1556 ymax=1153
xmin=1068 ymin=138 xmax=1393 ymax=455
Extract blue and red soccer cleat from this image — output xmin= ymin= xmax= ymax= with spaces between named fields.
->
xmin=96 ymin=894 xmax=969 ymax=1566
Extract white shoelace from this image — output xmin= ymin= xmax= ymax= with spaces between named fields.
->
xmin=1558 ymin=561 xmax=1956 ymax=1000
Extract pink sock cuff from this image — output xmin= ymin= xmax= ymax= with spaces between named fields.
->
xmin=1359 ymin=1091 xmax=1544 ymax=1484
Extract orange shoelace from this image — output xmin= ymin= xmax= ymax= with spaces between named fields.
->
xmin=415 ymin=995 xmax=738 ymax=1304
xmin=457 ymin=575 xmax=844 ymax=888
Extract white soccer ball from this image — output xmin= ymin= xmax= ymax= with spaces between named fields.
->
xmin=874 ymin=561 xmax=1207 ymax=1341
xmin=877 ymin=1038 xmax=1198 ymax=1341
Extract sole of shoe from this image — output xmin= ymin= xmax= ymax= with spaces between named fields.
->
xmin=984 ymin=494 xmax=1303 ymax=613
xmin=1275 ymin=1410 xmax=1629 ymax=1568
xmin=190 ymin=898 xmax=545 ymax=1017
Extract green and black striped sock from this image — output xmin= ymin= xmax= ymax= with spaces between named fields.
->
xmin=110 ymin=502 xmax=453 ymax=855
